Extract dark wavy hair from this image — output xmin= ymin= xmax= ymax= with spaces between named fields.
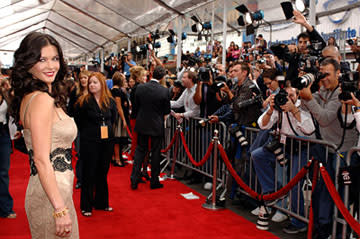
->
xmin=9 ymin=32 xmax=68 ymax=123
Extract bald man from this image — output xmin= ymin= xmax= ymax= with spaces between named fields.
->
xmin=322 ymin=45 xmax=350 ymax=73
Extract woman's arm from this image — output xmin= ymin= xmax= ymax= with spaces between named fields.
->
xmin=27 ymin=93 xmax=71 ymax=237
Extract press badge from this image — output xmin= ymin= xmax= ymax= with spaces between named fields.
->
xmin=100 ymin=121 xmax=108 ymax=139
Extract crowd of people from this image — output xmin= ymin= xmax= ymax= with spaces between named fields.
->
xmin=1 ymin=8 xmax=360 ymax=239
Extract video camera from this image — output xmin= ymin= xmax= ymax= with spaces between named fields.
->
xmin=185 ymin=56 xmax=200 ymax=67
xmin=338 ymin=71 xmax=360 ymax=101
xmin=198 ymin=66 xmax=213 ymax=82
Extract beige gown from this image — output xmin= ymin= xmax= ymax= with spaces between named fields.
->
xmin=23 ymin=94 xmax=79 ymax=238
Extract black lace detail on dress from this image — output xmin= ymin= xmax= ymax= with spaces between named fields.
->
xmin=28 ymin=148 xmax=73 ymax=176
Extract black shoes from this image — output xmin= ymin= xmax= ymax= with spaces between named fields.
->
xmin=150 ymin=182 xmax=164 ymax=189
xmin=131 ymin=181 xmax=138 ymax=190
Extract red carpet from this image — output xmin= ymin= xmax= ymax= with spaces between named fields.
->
xmin=0 ymin=150 xmax=278 ymax=239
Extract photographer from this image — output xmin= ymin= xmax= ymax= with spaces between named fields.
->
xmin=256 ymin=49 xmax=284 ymax=97
xmin=322 ymin=45 xmax=351 ymax=73
xmin=123 ymin=52 xmax=136 ymax=79
xmin=209 ymin=62 xmax=262 ymax=126
xmin=171 ymin=70 xmax=200 ymax=121
xmin=261 ymin=69 xmax=280 ymax=109
xmin=193 ymin=67 xmax=224 ymax=118
xmin=300 ymin=58 xmax=358 ymax=238
xmin=104 ymin=56 xmax=121 ymax=79
xmin=252 ymin=86 xmax=314 ymax=232
xmin=272 ymin=10 xmax=325 ymax=85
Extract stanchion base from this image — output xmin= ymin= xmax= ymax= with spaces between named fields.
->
xmin=202 ymin=202 xmax=225 ymax=211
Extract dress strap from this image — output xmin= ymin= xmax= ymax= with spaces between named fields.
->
xmin=54 ymin=107 xmax=62 ymax=120
xmin=23 ymin=92 xmax=42 ymax=126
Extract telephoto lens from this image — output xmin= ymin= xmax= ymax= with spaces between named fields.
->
xmin=264 ymin=139 xmax=287 ymax=166
xmin=229 ymin=125 xmax=248 ymax=147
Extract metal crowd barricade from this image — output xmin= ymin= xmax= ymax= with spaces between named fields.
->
xmin=161 ymin=117 xmax=359 ymax=238
xmin=162 ymin=116 xmax=229 ymax=199
xmin=242 ymin=127 xmax=340 ymax=226
xmin=337 ymin=146 xmax=360 ymax=239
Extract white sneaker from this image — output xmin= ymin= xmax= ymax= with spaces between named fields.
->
xmin=251 ymin=207 xmax=260 ymax=216
xmin=203 ymin=182 xmax=212 ymax=190
xmin=271 ymin=211 xmax=288 ymax=223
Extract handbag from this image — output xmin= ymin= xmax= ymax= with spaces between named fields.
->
xmin=13 ymin=136 xmax=28 ymax=154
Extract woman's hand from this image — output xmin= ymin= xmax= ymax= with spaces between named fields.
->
xmin=55 ymin=209 xmax=72 ymax=238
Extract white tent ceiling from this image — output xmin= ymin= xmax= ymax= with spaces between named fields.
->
xmin=0 ymin=0 xmax=358 ymax=59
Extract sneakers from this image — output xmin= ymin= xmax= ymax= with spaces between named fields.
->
xmin=256 ymin=206 xmax=270 ymax=231
xmin=271 ymin=211 xmax=288 ymax=222
xmin=283 ymin=224 xmax=307 ymax=234
xmin=251 ymin=206 xmax=273 ymax=216
xmin=251 ymin=206 xmax=260 ymax=216
xmin=203 ymin=182 xmax=212 ymax=190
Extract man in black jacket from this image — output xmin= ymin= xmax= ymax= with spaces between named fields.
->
xmin=130 ymin=66 xmax=171 ymax=190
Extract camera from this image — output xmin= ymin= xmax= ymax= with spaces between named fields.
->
xmin=347 ymin=39 xmax=354 ymax=46
xmin=338 ymin=71 xmax=360 ymax=101
xmin=198 ymin=67 xmax=213 ymax=82
xmin=236 ymin=84 xmax=263 ymax=109
xmin=274 ymin=88 xmax=288 ymax=112
xmin=257 ymin=58 xmax=266 ymax=64
xmin=291 ymin=71 xmax=327 ymax=92
xmin=292 ymin=73 xmax=315 ymax=90
xmin=211 ymin=75 xmax=227 ymax=92
xmin=229 ymin=125 xmax=248 ymax=147
xmin=187 ymin=56 xmax=200 ymax=67
xmin=264 ymin=138 xmax=287 ymax=166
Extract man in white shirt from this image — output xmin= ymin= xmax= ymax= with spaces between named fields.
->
xmin=171 ymin=70 xmax=200 ymax=120
xmin=252 ymin=86 xmax=315 ymax=233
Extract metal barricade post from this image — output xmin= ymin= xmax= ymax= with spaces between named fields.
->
xmin=202 ymin=129 xmax=224 ymax=210
xmin=162 ymin=122 xmax=181 ymax=180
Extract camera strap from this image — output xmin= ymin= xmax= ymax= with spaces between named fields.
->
xmin=336 ymin=105 xmax=355 ymax=153
xmin=285 ymin=112 xmax=299 ymax=137
xmin=310 ymin=113 xmax=322 ymax=139
xmin=337 ymin=106 xmax=356 ymax=130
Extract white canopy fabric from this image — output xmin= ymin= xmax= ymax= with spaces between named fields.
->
xmin=0 ymin=0 xmax=357 ymax=58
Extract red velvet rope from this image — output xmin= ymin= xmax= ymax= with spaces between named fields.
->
xmin=161 ymin=130 xmax=178 ymax=153
xmin=319 ymin=165 xmax=360 ymax=236
xmin=217 ymin=143 xmax=312 ymax=202
xmin=126 ymin=125 xmax=133 ymax=139
xmin=179 ymin=131 xmax=214 ymax=167
xmin=307 ymin=159 xmax=318 ymax=239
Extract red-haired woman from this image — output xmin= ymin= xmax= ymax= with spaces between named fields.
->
xmin=75 ymin=72 xmax=117 ymax=217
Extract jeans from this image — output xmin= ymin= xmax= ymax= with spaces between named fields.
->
xmin=289 ymin=150 xmax=307 ymax=229
xmin=251 ymin=138 xmax=286 ymax=194
xmin=0 ymin=132 xmax=14 ymax=217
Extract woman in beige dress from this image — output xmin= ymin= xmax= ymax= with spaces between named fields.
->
xmin=10 ymin=32 xmax=79 ymax=238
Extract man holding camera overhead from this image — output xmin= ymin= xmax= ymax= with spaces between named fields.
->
xmin=123 ymin=52 xmax=136 ymax=79
xmin=193 ymin=67 xmax=225 ymax=118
